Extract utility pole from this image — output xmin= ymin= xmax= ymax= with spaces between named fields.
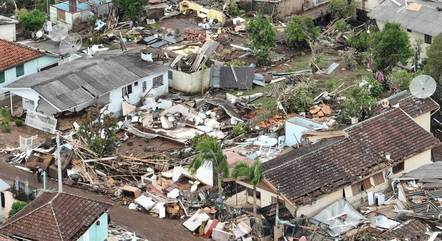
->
xmin=56 ymin=132 xmax=62 ymax=193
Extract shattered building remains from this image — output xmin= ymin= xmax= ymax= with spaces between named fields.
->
xmin=237 ymin=106 xmax=440 ymax=217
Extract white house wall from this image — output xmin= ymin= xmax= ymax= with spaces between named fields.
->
xmin=0 ymin=55 xmax=59 ymax=94
xmin=108 ymin=72 xmax=168 ymax=115
xmin=9 ymin=89 xmax=42 ymax=112
xmin=414 ymin=112 xmax=431 ymax=132
xmin=0 ymin=24 xmax=16 ymax=42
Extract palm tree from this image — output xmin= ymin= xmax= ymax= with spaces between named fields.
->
xmin=190 ymin=135 xmax=228 ymax=195
xmin=232 ymin=160 xmax=263 ymax=217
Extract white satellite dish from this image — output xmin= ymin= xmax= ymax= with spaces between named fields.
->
xmin=59 ymin=33 xmax=82 ymax=55
xmin=409 ymin=74 xmax=437 ymax=99
xmin=48 ymin=23 xmax=68 ymax=42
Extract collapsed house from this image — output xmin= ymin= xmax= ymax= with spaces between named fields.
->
xmin=5 ymin=52 xmax=168 ymax=116
xmin=236 ymin=102 xmax=440 ymax=217
xmin=0 ymin=192 xmax=112 ymax=241
xmin=238 ymin=0 xmax=329 ymax=18
xmin=368 ymin=0 xmax=442 ymax=58
xmin=49 ymin=0 xmax=112 ymax=31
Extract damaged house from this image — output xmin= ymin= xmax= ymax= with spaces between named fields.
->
xmin=49 ymin=0 xmax=112 ymax=31
xmin=368 ymin=0 xmax=442 ymax=58
xmin=0 ymin=192 xmax=112 ymax=241
xmin=4 ymin=53 xmax=168 ymax=120
xmin=236 ymin=98 xmax=440 ymax=217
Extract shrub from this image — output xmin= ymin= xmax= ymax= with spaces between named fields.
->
xmin=232 ymin=122 xmax=246 ymax=137
xmin=347 ymin=31 xmax=370 ymax=52
xmin=282 ymin=81 xmax=316 ymax=113
xmin=226 ymin=0 xmax=240 ymax=17
xmin=15 ymin=118 xmax=23 ymax=127
xmin=18 ymin=9 xmax=46 ymax=33
xmin=1 ymin=107 xmax=11 ymax=133
xmin=9 ymin=201 xmax=27 ymax=217
xmin=390 ymin=69 xmax=414 ymax=90
xmin=285 ymin=16 xmax=320 ymax=49
xmin=328 ymin=0 xmax=358 ymax=19
xmin=246 ymin=14 xmax=276 ymax=65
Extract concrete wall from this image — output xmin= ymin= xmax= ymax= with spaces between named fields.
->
xmin=0 ymin=55 xmax=59 ymax=94
xmin=169 ymin=68 xmax=211 ymax=94
xmin=108 ymin=72 xmax=168 ymax=116
xmin=76 ymin=212 xmax=109 ymax=241
xmin=0 ymin=191 xmax=14 ymax=223
xmin=376 ymin=20 xmax=432 ymax=58
xmin=403 ymin=149 xmax=432 ymax=173
xmin=414 ymin=112 xmax=431 ymax=132
xmin=0 ymin=24 xmax=16 ymax=42
xmin=296 ymin=189 xmax=344 ymax=217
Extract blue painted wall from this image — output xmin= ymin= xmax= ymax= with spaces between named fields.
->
xmin=76 ymin=212 xmax=109 ymax=241
xmin=0 ymin=55 xmax=59 ymax=93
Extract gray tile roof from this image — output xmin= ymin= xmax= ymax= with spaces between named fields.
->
xmin=368 ymin=0 xmax=442 ymax=36
xmin=6 ymin=54 xmax=167 ymax=112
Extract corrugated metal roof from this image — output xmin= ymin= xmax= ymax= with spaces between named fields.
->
xmin=368 ymin=0 xmax=442 ymax=36
xmin=6 ymin=54 xmax=167 ymax=112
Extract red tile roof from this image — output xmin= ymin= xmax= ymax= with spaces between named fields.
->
xmin=0 ymin=39 xmax=44 ymax=71
xmin=0 ymin=192 xmax=112 ymax=241
xmin=374 ymin=91 xmax=439 ymax=118
xmin=263 ymin=108 xmax=440 ymax=205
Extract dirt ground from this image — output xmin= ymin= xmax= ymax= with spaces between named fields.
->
xmin=116 ymin=134 xmax=184 ymax=156
xmin=0 ymin=124 xmax=52 ymax=149
xmin=159 ymin=15 xmax=201 ymax=32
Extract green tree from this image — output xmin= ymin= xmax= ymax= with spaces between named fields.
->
xmin=18 ymin=9 xmax=46 ymax=33
xmin=9 ymin=201 xmax=27 ymax=217
xmin=285 ymin=16 xmax=320 ymax=49
xmin=425 ymin=34 xmax=442 ymax=84
xmin=328 ymin=0 xmax=357 ymax=19
xmin=114 ymin=0 xmax=146 ymax=21
xmin=77 ymin=107 xmax=118 ymax=157
xmin=232 ymin=160 xmax=263 ymax=217
xmin=190 ymin=135 xmax=228 ymax=195
xmin=246 ymin=14 xmax=276 ymax=65
xmin=371 ymin=23 xmax=413 ymax=71
xmin=225 ymin=0 xmax=240 ymax=17
xmin=347 ymin=31 xmax=371 ymax=52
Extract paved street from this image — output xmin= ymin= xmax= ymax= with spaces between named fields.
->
xmin=0 ymin=161 xmax=201 ymax=241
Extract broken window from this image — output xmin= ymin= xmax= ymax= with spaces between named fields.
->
xmin=16 ymin=64 xmax=24 ymax=77
xmin=142 ymin=81 xmax=147 ymax=92
xmin=425 ymin=34 xmax=432 ymax=44
xmin=351 ymin=177 xmax=374 ymax=195
xmin=406 ymin=29 xmax=412 ymax=33
xmin=122 ymin=84 xmax=133 ymax=97
xmin=0 ymin=71 xmax=4 ymax=83
xmin=152 ymin=75 xmax=164 ymax=88
xmin=392 ymin=162 xmax=405 ymax=174
xmin=134 ymin=81 xmax=139 ymax=86
xmin=371 ymin=172 xmax=385 ymax=186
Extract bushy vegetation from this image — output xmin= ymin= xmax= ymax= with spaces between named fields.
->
xmin=282 ymin=81 xmax=316 ymax=113
xmin=225 ymin=0 xmax=240 ymax=17
xmin=328 ymin=0 xmax=358 ymax=19
xmin=389 ymin=69 xmax=414 ymax=90
xmin=114 ymin=0 xmax=146 ymax=21
xmin=370 ymin=23 xmax=413 ymax=71
xmin=77 ymin=108 xmax=118 ymax=157
xmin=9 ymin=201 xmax=27 ymax=217
xmin=1 ymin=107 xmax=11 ymax=133
xmin=246 ymin=14 xmax=276 ymax=65
xmin=347 ymin=31 xmax=371 ymax=52
xmin=339 ymin=85 xmax=377 ymax=123
xmin=18 ymin=9 xmax=46 ymax=33
xmin=232 ymin=122 xmax=246 ymax=137
xmin=285 ymin=16 xmax=320 ymax=49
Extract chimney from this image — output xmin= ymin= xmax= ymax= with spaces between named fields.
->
xmin=69 ymin=0 xmax=77 ymax=13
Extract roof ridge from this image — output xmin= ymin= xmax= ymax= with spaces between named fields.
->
xmin=0 ymin=202 xmax=52 ymax=229
xmin=49 ymin=200 xmax=64 ymax=241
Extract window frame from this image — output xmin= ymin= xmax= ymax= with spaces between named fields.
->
xmin=0 ymin=71 xmax=5 ymax=83
xmin=16 ymin=64 xmax=24 ymax=77
xmin=424 ymin=34 xmax=432 ymax=44
xmin=152 ymin=75 xmax=164 ymax=89
xmin=122 ymin=84 xmax=133 ymax=97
